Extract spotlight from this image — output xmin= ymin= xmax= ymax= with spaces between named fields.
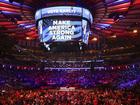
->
xmin=92 ymin=37 xmax=98 ymax=41
xmin=133 ymin=29 xmax=138 ymax=33
xmin=44 ymin=43 xmax=50 ymax=51
xmin=26 ymin=37 xmax=31 ymax=40
xmin=108 ymin=12 xmax=125 ymax=21
xmin=111 ymin=35 xmax=117 ymax=38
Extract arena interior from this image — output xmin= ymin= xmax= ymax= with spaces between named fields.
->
xmin=0 ymin=0 xmax=140 ymax=104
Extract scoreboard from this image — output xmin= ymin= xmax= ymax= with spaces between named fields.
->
xmin=35 ymin=6 xmax=93 ymax=45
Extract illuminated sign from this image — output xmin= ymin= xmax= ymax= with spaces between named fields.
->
xmin=35 ymin=6 xmax=93 ymax=44
xmin=49 ymin=20 xmax=75 ymax=40
xmin=38 ymin=19 xmax=83 ymax=42
xmin=35 ymin=6 xmax=93 ymax=24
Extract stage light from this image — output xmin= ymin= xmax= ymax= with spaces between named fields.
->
xmin=44 ymin=43 xmax=50 ymax=51
xmin=111 ymin=35 xmax=117 ymax=38
xmin=92 ymin=37 xmax=98 ymax=41
xmin=133 ymin=29 xmax=138 ymax=33
xmin=26 ymin=37 xmax=31 ymax=40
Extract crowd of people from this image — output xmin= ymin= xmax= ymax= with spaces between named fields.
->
xmin=0 ymin=63 xmax=140 ymax=89
xmin=0 ymin=61 xmax=140 ymax=104
xmin=0 ymin=88 xmax=140 ymax=105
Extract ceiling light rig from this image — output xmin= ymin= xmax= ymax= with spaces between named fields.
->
xmin=26 ymin=36 xmax=31 ymax=40
xmin=108 ymin=12 xmax=126 ymax=22
xmin=133 ymin=29 xmax=138 ymax=34
xmin=111 ymin=35 xmax=117 ymax=38
xmin=92 ymin=37 xmax=98 ymax=42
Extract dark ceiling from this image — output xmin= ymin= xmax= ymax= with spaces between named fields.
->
xmin=0 ymin=0 xmax=140 ymax=39
xmin=0 ymin=0 xmax=140 ymax=64
xmin=0 ymin=0 xmax=140 ymax=41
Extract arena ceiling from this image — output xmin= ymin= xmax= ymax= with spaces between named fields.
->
xmin=0 ymin=0 xmax=140 ymax=42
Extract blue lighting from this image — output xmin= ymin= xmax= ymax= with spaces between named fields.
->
xmin=107 ymin=0 xmax=130 ymax=6
xmin=117 ymin=0 xmax=125 ymax=2
xmin=0 ymin=0 xmax=32 ymax=9
xmin=18 ymin=24 xmax=35 ymax=28
xmin=96 ymin=23 xmax=111 ymax=29
xmin=24 ymin=24 xmax=35 ymax=28
xmin=35 ymin=6 xmax=93 ymax=24
xmin=1 ymin=11 xmax=20 ymax=15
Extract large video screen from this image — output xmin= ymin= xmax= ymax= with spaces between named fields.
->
xmin=38 ymin=18 xmax=90 ymax=44
xmin=35 ymin=6 xmax=93 ymax=44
